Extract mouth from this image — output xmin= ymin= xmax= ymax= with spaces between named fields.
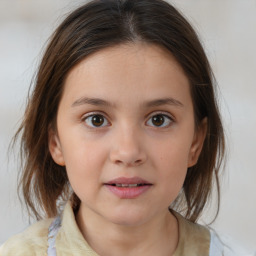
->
xmin=104 ymin=177 xmax=152 ymax=199
xmin=105 ymin=176 xmax=152 ymax=187
xmin=110 ymin=183 xmax=149 ymax=187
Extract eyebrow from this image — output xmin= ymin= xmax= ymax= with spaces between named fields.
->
xmin=144 ymin=98 xmax=184 ymax=108
xmin=71 ymin=97 xmax=184 ymax=108
xmin=72 ymin=97 xmax=113 ymax=107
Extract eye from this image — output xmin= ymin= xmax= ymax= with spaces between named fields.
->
xmin=146 ymin=113 xmax=173 ymax=127
xmin=84 ymin=114 xmax=109 ymax=128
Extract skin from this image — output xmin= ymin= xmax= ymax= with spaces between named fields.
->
xmin=49 ymin=43 xmax=207 ymax=256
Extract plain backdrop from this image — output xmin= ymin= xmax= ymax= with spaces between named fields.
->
xmin=0 ymin=0 xmax=255 ymax=251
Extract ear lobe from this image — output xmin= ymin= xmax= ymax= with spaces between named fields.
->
xmin=188 ymin=118 xmax=207 ymax=168
xmin=48 ymin=128 xmax=65 ymax=166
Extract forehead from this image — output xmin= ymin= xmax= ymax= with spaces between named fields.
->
xmin=61 ymin=43 xmax=191 ymax=108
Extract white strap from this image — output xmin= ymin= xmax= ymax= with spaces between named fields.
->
xmin=209 ymin=230 xmax=224 ymax=256
xmin=209 ymin=230 xmax=255 ymax=256
xmin=47 ymin=216 xmax=61 ymax=256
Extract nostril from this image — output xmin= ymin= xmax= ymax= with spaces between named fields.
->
xmin=110 ymin=148 xmax=147 ymax=166
xmin=115 ymin=160 xmax=123 ymax=165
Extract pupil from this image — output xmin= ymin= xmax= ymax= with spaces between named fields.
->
xmin=92 ymin=115 xmax=104 ymax=126
xmin=152 ymin=115 xmax=164 ymax=126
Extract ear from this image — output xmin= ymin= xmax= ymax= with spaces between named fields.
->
xmin=188 ymin=118 xmax=207 ymax=167
xmin=48 ymin=127 xmax=65 ymax=166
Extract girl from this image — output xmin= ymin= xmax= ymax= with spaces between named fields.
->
xmin=0 ymin=0 xmax=253 ymax=255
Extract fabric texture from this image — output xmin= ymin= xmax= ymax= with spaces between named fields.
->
xmin=0 ymin=201 xmax=254 ymax=256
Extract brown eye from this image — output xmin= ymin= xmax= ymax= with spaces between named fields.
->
xmin=152 ymin=115 xmax=164 ymax=126
xmin=146 ymin=114 xmax=172 ymax=127
xmin=84 ymin=114 xmax=108 ymax=127
xmin=92 ymin=115 xmax=104 ymax=126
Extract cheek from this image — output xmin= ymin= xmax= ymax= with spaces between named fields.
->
xmin=152 ymin=136 xmax=192 ymax=193
xmin=158 ymin=149 xmax=188 ymax=186
xmin=153 ymin=133 xmax=192 ymax=170
xmin=59 ymin=124 xmax=107 ymax=168
xmin=61 ymin=138 xmax=108 ymax=191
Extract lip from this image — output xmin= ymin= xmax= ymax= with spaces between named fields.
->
xmin=104 ymin=176 xmax=152 ymax=199
xmin=106 ymin=176 xmax=151 ymax=185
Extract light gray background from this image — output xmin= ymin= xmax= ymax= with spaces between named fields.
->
xmin=0 ymin=0 xmax=255 ymax=251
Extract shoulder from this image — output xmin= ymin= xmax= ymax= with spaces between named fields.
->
xmin=172 ymin=211 xmax=255 ymax=256
xmin=0 ymin=218 xmax=53 ymax=256
xmin=172 ymin=211 xmax=211 ymax=256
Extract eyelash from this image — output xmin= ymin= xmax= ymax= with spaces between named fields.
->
xmin=82 ymin=111 xmax=174 ymax=129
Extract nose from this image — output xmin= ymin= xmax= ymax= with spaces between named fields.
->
xmin=109 ymin=127 xmax=147 ymax=167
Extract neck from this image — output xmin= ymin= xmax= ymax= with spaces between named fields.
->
xmin=76 ymin=205 xmax=179 ymax=256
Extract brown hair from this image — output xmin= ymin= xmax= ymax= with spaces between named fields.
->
xmin=15 ymin=0 xmax=225 ymax=222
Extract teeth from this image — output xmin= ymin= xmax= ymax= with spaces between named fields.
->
xmin=116 ymin=184 xmax=140 ymax=187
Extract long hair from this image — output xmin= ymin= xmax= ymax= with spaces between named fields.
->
xmin=15 ymin=0 xmax=225 ymax=222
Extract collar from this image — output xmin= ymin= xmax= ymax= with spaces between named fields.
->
xmin=56 ymin=201 xmax=210 ymax=256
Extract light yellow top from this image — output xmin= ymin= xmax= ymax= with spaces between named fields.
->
xmin=0 ymin=202 xmax=210 ymax=256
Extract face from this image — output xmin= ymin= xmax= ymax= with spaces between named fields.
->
xmin=49 ymin=43 xmax=206 ymax=227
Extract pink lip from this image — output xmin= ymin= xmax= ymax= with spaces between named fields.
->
xmin=104 ymin=176 xmax=152 ymax=199
xmin=106 ymin=176 xmax=151 ymax=185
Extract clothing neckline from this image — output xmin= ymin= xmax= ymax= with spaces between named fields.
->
xmin=55 ymin=201 xmax=210 ymax=256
